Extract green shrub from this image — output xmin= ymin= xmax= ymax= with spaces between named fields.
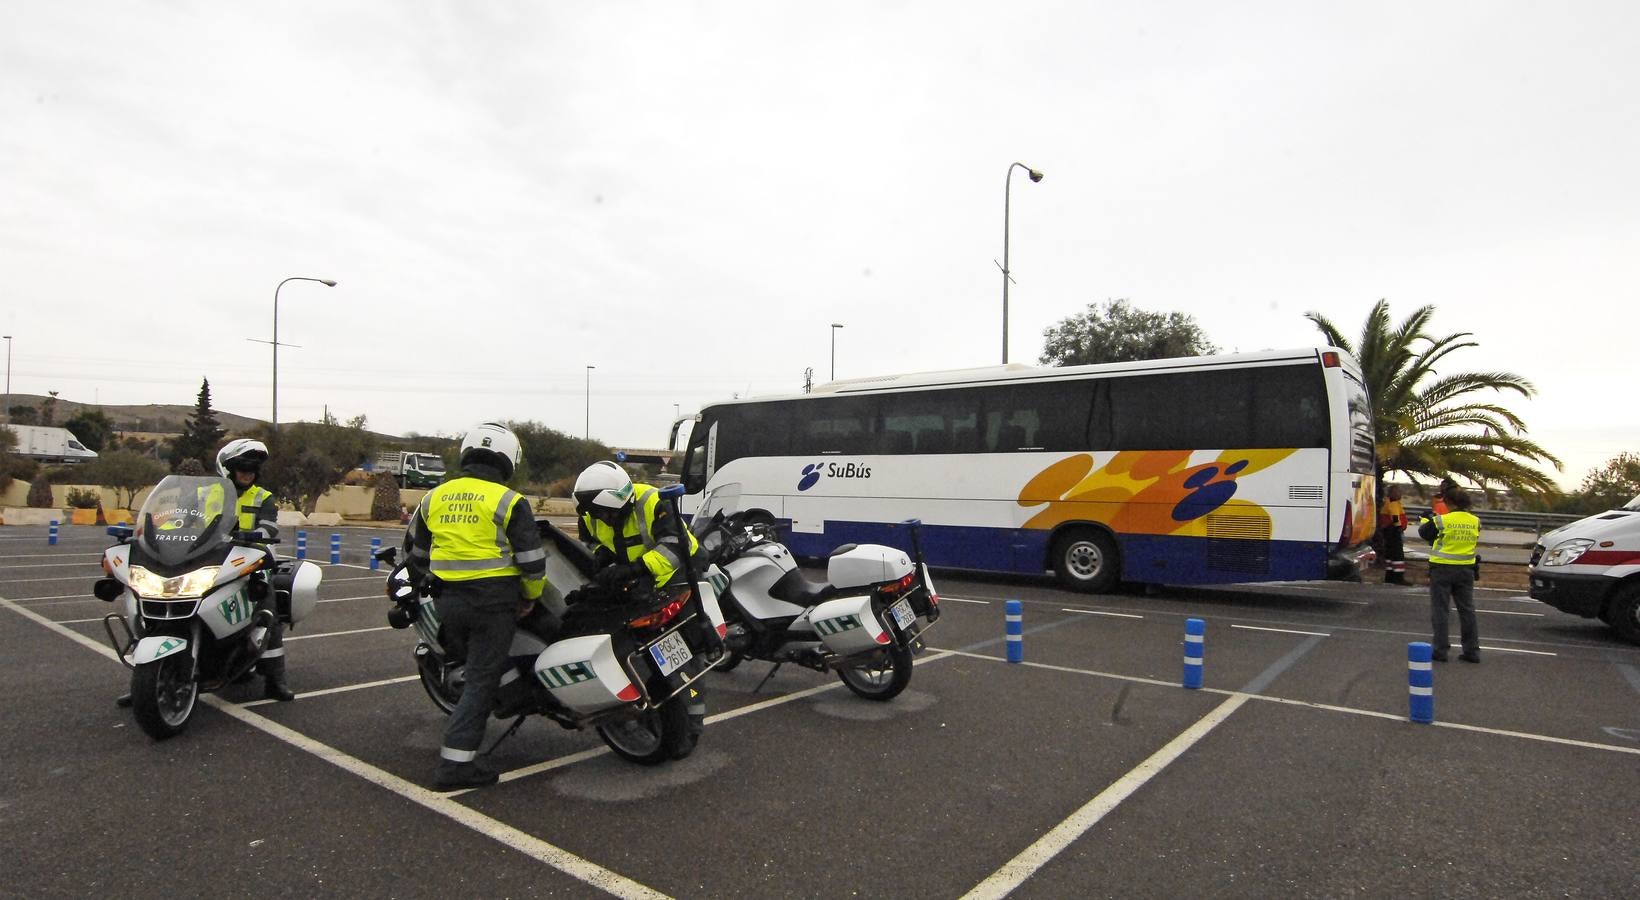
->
xmin=65 ymin=488 xmax=101 ymax=509
xmin=26 ymin=477 xmax=54 ymax=508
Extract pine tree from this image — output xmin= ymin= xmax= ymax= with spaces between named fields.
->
xmin=170 ymin=378 xmax=227 ymax=470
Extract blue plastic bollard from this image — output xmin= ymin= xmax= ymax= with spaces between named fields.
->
xmin=1408 ymin=642 xmax=1434 ymax=724
xmin=1183 ymin=618 xmax=1205 ymax=689
xmin=1005 ymin=600 xmax=1024 ymax=663
xmin=330 ymin=533 xmax=341 ymax=565
xmin=296 ymin=530 xmax=307 ymax=560
xmin=370 ymin=536 xmax=381 ymax=570
xmin=48 ymin=520 xmax=59 ymax=546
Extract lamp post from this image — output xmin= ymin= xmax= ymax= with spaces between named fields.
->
xmin=585 ymin=365 xmax=596 ymax=440
xmin=270 ymin=276 xmax=336 ymax=435
xmin=1000 ymin=162 xmax=1043 ymax=364
xmin=2 ymin=335 xmax=11 ymax=424
xmin=830 ymin=323 xmax=844 ymax=381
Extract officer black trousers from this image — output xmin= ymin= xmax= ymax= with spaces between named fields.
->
xmin=254 ymin=592 xmax=286 ymax=679
xmin=435 ymin=590 xmax=516 ymax=761
xmin=1429 ymin=564 xmax=1479 ymax=656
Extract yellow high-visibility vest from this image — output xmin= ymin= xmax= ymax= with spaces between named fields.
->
xmin=1429 ymin=511 xmax=1480 ymax=566
xmin=423 ymin=477 xmax=524 ymax=582
xmin=236 ymin=485 xmax=273 ymax=532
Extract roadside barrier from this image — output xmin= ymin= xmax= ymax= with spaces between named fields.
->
xmin=296 ymin=531 xmax=307 ymax=560
xmin=370 ymin=537 xmax=381 ymax=570
xmin=1183 ymin=618 xmax=1204 ymax=689
xmin=48 ymin=520 xmax=59 ymax=546
xmin=330 ymin=533 xmax=341 ymax=565
xmin=1408 ymin=642 xmax=1434 ymax=724
xmin=1005 ymin=600 xmax=1024 ymax=663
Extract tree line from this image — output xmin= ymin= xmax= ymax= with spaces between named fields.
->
xmin=3 ymin=378 xmax=626 ymax=515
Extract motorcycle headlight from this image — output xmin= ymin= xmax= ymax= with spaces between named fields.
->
xmin=128 ymin=565 xmax=222 ymax=598
xmin=1540 ymin=539 xmax=1595 ymax=567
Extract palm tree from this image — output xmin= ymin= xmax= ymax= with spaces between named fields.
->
xmin=1305 ymin=299 xmax=1561 ymax=501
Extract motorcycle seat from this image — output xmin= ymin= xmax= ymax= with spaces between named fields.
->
xmin=769 ymin=567 xmax=839 ymax=606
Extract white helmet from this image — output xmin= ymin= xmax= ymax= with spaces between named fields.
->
xmin=459 ymin=423 xmax=522 ymax=479
xmin=574 ymin=460 xmax=634 ymax=516
xmin=216 ymin=438 xmax=270 ymax=478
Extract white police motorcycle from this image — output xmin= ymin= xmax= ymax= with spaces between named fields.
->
xmin=692 ymin=485 xmax=941 ymax=700
xmin=380 ymin=484 xmax=728 ymax=764
xmin=95 ymin=475 xmax=322 ymax=739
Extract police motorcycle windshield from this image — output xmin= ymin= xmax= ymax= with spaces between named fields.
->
xmin=132 ymin=475 xmax=237 ymax=571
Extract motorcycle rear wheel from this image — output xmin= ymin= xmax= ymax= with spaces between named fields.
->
xmin=597 ymin=694 xmax=697 ymax=765
xmin=838 ymin=641 xmax=914 ymax=701
xmin=131 ymin=654 xmax=198 ymax=740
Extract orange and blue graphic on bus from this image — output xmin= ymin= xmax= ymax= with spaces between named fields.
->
xmin=1017 ymin=449 xmax=1297 ymax=537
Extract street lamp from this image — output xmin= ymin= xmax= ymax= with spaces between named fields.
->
xmin=2 ymin=335 xmax=11 ymax=424
xmin=1000 ymin=162 xmax=1043 ymax=364
xmin=585 ymin=365 xmax=596 ymax=440
xmin=830 ymin=323 xmax=844 ymax=381
xmin=269 ymin=276 xmax=336 ymax=435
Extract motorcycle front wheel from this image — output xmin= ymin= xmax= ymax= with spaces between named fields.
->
xmin=597 ymin=693 xmax=697 ymax=765
xmin=837 ymin=640 xmax=914 ymax=702
xmin=131 ymin=654 xmax=199 ymax=740
xmin=415 ymin=645 xmax=461 ymax=715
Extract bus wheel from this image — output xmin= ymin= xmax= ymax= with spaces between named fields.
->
xmin=1609 ymin=583 xmax=1640 ymax=644
xmin=1053 ymin=528 xmax=1120 ymax=593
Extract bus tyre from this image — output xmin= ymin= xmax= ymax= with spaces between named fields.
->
xmin=1053 ymin=528 xmax=1120 ymax=594
xmin=1609 ymin=583 xmax=1640 ymax=644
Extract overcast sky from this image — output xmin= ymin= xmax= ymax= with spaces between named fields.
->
xmin=3 ymin=1 xmax=1635 ymax=489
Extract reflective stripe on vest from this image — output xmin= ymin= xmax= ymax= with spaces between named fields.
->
xmin=424 ymin=477 xmax=521 ymax=581
xmin=236 ymin=485 xmax=273 ymax=533
xmin=1429 ymin=511 xmax=1480 ymax=566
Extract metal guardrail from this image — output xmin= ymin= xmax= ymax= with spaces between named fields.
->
xmin=1404 ymin=506 xmax=1584 ymax=540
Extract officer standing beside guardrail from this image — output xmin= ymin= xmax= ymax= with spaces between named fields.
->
xmin=1420 ymin=487 xmax=1482 ymax=663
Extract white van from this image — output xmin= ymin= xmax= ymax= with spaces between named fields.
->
xmin=1528 ymin=496 xmax=1640 ymax=644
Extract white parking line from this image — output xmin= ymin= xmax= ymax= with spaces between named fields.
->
xmin=1475 ymin=609 xmax=1545 ymax=617
xmin=1479 ymin=645 xmax=1558 ymax=657
xmin=0 ymin=575 xmax=103 ymax=584
xmin=239 ymin=675 xmax=420 ymax=707
xmin=941 ymin=596 xmax=991 ymax=605
xmin=325 ymin=575 xmax=388 ymax=583
xmin=318 ymin=594 xmax=386 ymax=605
xmin=1060 ymin=608 xmax=1144 ymax=619
xmin=0 ymin=553 xmax=104 ymax=560
xmin=284 ymin=625 xmax=396 ymax=642
xmin=1231 ymin=624 xmax=1331 ymax=637
xmin=0 ymin=563 xmax=103 ymax=570
xmin=962 ymin=693 xmax=1250 ymax=900
xmin=0 ymin=593 xmax=670 ymax=899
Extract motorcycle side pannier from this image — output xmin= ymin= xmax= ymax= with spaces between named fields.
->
xmin=806 ymin=594 xmax=890 ymax=655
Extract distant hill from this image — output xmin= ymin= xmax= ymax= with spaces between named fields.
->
xmin=5 ymin=393 xmax=405 ymax=441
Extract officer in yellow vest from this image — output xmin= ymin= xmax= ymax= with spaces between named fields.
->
xmin=1418 ymin=486 xmax=1482 ymax=663
xmin=406 ymin=423 xmax=546 ymax=791
xmin=572 ymin=461 xmax=702 ymax=590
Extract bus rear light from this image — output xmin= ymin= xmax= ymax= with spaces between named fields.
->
xmin=1321 ymin=351 xmax=1341 ymax=368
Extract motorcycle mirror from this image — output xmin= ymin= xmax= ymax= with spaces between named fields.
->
xmin=659 ymin=484 xmax=685 ymax=499
xmin=106 ymin=524 xmax=134 ymax=540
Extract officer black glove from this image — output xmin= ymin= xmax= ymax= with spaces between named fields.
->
xmin=594 ymin=563 xmax=641 ymax=588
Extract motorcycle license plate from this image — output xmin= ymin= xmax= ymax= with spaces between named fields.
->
xmin=648 ymin=631 xmax=693 ymax=677
xmin=889 ymin=598 xmax=916 ymax=630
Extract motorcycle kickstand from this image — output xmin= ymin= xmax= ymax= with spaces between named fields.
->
xmin=480 ymin=715 xmax=527 ymax=758
xmin=752 ymin=662 xmax=783 ymax=694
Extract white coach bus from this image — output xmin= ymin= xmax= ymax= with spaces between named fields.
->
xmin=671 ymin=348 xmax=1378 ymax=591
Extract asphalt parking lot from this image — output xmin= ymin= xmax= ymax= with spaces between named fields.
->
xmin=3 ymin=523 xmax=1638 ymax=898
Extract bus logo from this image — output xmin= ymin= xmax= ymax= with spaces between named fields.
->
xmin=798 ymin=462 xmax=824 ymax=491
